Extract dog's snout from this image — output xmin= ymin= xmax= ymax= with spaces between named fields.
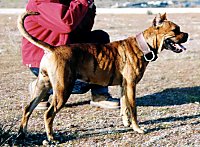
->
xmin=179 ymin=32 xmax=188 ymax=43
xmin=184 ymin=33 xmax=189 ymax=40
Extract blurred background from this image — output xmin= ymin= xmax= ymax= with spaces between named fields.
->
xmin=1 ymin=0 xmax=200 ymax=8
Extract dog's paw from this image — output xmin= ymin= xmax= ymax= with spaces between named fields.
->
xmin=122 ymin=115 xmax=131 ymax=127
xmin=43 ymin=139 xmax=60 ymax=146
xmin=131 ymin=125 xmax=147 ymax=134
xmin=16 ymin=130 xmax=26 ymax=140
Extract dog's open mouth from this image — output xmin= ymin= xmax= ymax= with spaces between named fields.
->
xmin=164 ymin=38 xmax=186 ymax=53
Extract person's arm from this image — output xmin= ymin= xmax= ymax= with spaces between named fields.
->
xmin=73 ymin=4 xmax=96 ymax=34
xmin=35 ymin=0 xmax=94 ymax=33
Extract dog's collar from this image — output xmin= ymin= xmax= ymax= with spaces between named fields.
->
xmin=136 ymin=33 xmax=156 ymax=62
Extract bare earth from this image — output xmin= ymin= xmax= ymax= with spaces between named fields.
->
xmin=0 ymin=13 xmax=200 ymax=146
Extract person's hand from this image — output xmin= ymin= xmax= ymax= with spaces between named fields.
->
xmin=89 ymin=2 xmax=94 ymax=8
xmin=88 ymin=0 xmax=94 ymax=8
xmin=70 ymin=1 xmax=96 ymax=35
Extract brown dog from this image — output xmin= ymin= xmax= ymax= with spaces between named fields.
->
xmin=17 ymin=11 xmax=188 ymax=144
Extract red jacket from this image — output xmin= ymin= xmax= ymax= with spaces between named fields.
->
xmin=22 ymin=0 xmax=94 ymax=68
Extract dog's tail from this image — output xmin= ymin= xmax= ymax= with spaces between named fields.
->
xmin=17 ymin=11 xmax=54 ymax=52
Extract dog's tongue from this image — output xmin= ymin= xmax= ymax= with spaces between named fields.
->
xmin=175 ymin=43 xmax=186 ymax=51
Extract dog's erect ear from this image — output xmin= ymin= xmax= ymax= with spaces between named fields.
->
xmin=159 ymin=13 xmax=167 ymax=22
xmin=153 ymin=13 xmax=167 ymax=27
xmin=153 ymin=16 xmax=161 ymax=27
xmin=153 ymin=16 xmax=158 ymax=27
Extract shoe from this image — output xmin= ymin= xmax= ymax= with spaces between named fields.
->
xmin=28 ymin=80 xmax=37 ymax=98
xmin=90 ymin=97 xmax=120 ymax=109
xmin=35 ymin=101 xmax=50 ymax=110
xmin=29 ymin=80 xmax=50 ymax=110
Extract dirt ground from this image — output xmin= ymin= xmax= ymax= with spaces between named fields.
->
xmin=0 ymin=13 xmax=200 ymax=146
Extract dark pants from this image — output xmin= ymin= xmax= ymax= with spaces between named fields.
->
xmin=30 ymin=30 xmax=111 ymax=100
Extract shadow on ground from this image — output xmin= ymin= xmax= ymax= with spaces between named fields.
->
xmin=3 ymin=86 xmax=200 ymax=146
xmin=64 ymin=86 xmax=200 ymax=107
xmin=65 ymin=100 xmax=90 ymax=108
xmin=11 ymin=111 xmax=200 ymax=145
xmin=137 ymin=86 xmax=200 ymax=106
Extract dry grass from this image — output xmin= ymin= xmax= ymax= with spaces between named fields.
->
xmin=0 ymin=13 xmax=200 ymax=146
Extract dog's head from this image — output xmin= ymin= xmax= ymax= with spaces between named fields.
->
xmin=145 ymin=13 xmax=188 ymax=54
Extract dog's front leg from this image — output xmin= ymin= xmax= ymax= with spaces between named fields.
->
xmin=121 ymin=80 xmax=144 ymax=134
xmin=120 ymin=95 xmax=131 ymax=127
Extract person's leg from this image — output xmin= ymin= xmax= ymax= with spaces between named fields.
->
xmin=29 ymin=67 xmax=50 ymax=110
xmin=71 ymin=30 xmax=120 ymax=109
xmin=71 ymin=79 xmax=90 ymax=94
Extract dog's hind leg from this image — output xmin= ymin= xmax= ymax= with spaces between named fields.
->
xmin=18 ymin=71 xmax=51 ymax=138
xmin=43 ymin=74 xmax=73 ymax=144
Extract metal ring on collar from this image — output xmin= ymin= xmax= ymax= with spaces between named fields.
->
xmin=144 ymin=51 xmax=155 ymax=62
